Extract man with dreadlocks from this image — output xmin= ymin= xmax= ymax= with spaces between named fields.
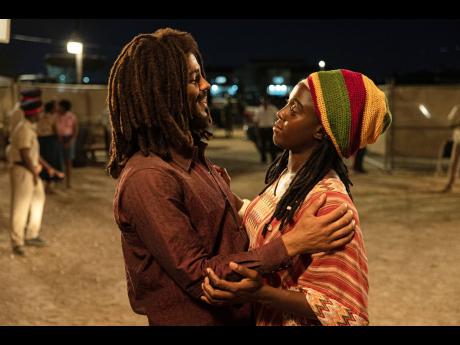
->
xmin=108 ymin=28 xmax=356 ymax=325
xmin=202 ymin=69 xmax=392 ymax=326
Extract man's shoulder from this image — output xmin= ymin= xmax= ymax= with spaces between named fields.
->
xmin=125 ymin=152 xmax=169 ymax=172
xmin=12 ymin=120 xmax=33 ymax=136
xmin=118 ymin=153 xmax=175 ymax=186
xmin=115 ymin=153 xmax=185 ymax=202
xmin=10 ymin=123 xmax=36 ymax=150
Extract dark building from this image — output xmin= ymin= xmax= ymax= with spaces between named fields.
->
xmin=206 ymin=59 xmax=317 ymax=129
xmin=45 ymin=53 xmax=107 ymax=84
xmin=207 ymin=59 xmax=317 ymax=108
xmin=235 ymin=59 xmax=317 ymax=108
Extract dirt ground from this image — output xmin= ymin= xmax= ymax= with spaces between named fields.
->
xmin=0 ymin=129 xmax=459 ymax=326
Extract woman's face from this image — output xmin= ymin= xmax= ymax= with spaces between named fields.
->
xmin=273 ymin=82 xmax=323 ymax=153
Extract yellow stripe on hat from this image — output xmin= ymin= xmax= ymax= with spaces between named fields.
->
xmin=310 ymin=73 xmax=343 ymax=158
xmin=360 ymin=76 xmax=388 ymax=148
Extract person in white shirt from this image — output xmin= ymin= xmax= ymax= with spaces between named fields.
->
xmin=253 ymin=96 xmax=279 ymax=163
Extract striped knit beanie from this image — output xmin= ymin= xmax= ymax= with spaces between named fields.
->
xmin=305 ymin=69 xmax=392 ymax=158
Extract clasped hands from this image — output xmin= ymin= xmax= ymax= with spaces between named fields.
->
xmin=201 ymin=262 xmax=263 ymax=306
xmin=200 ymin=194 xmax=356 ymax=306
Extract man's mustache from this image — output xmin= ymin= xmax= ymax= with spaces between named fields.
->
xmin=197 ymin=90 xmax=208 ymax=102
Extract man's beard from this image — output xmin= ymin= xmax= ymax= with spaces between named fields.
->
xmin=190 ymin=105 xmax=212 ymax=132
xmin=190 ymin=90 xmax=212 ymax=133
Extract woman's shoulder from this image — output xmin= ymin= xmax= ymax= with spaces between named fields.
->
xmin=309 ymin=170 xmax=349 ymax=199
xmin=294 ymin=171 xmax=354 ymax=219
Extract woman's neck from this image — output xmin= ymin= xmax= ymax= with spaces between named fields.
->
xmin=287 ymin=146 xmax=317 ymax=174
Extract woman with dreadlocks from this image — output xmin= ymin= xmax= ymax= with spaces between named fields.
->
xmin=202 ymin=69 xmax=392 ymax=326
xmin=108 ymin=29 xmax=356 ymax=326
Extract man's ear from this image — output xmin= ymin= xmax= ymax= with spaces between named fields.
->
xmin=313 ymin=125 xmax=325 ymax=141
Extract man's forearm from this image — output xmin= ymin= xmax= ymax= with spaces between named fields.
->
xmin=39 ymin=157 xmax=52 ymax=172
xmin=281 ymin=232 xmax=303 ymax=257
xmin=228 ymin=237 xmax=291 ymax=279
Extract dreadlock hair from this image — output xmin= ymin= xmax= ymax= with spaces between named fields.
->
xmin=107 ymin=27 xmax=207 ymax=178
xmin=260 ymin=135 xmax=353 ymax=236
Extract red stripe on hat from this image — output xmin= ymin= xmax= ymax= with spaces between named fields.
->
xmin=341 ymin=69 xmax=366 ymax=156
xmin=22 ymin=96 xmax=41 ymax=102
xmin=24 ymin=108 xmax=42 ymax=116
xmin=307 ymin=76 xmax=322 ymax=123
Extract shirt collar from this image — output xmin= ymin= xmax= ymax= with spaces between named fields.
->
xmin=170 ymin=141 xmax=208 ymax=172
xmin=23 ymin=118 xmax=37 ymax=131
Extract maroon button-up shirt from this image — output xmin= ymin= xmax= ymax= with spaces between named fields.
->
xmin=113 ymin=143 xmax=290 ymax=325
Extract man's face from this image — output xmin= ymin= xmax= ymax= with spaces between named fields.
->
xmin=187 ymin=53 xmax=211 ymax=131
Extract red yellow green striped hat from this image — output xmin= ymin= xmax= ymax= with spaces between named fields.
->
xmin=305 ymin=69 xmax=392 ymax=158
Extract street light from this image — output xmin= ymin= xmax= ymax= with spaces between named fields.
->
xmin=67 ymin=40 xmax=83 ymax=84
xmin=318 ymin=60 xmax=326 ymax=70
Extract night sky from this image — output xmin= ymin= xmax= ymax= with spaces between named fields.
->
xmin=1 ymin=19 xmax=459 ymax=83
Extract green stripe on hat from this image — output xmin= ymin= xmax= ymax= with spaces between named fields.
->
xmin=318 ymin=70 xmax=353 ymax=156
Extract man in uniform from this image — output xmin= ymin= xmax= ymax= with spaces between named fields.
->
xmin=9 ymin=96 xmax=63 ymax=256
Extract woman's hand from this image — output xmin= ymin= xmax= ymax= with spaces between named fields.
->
xmin=201 ymin=262 xmax=264 ymax=306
